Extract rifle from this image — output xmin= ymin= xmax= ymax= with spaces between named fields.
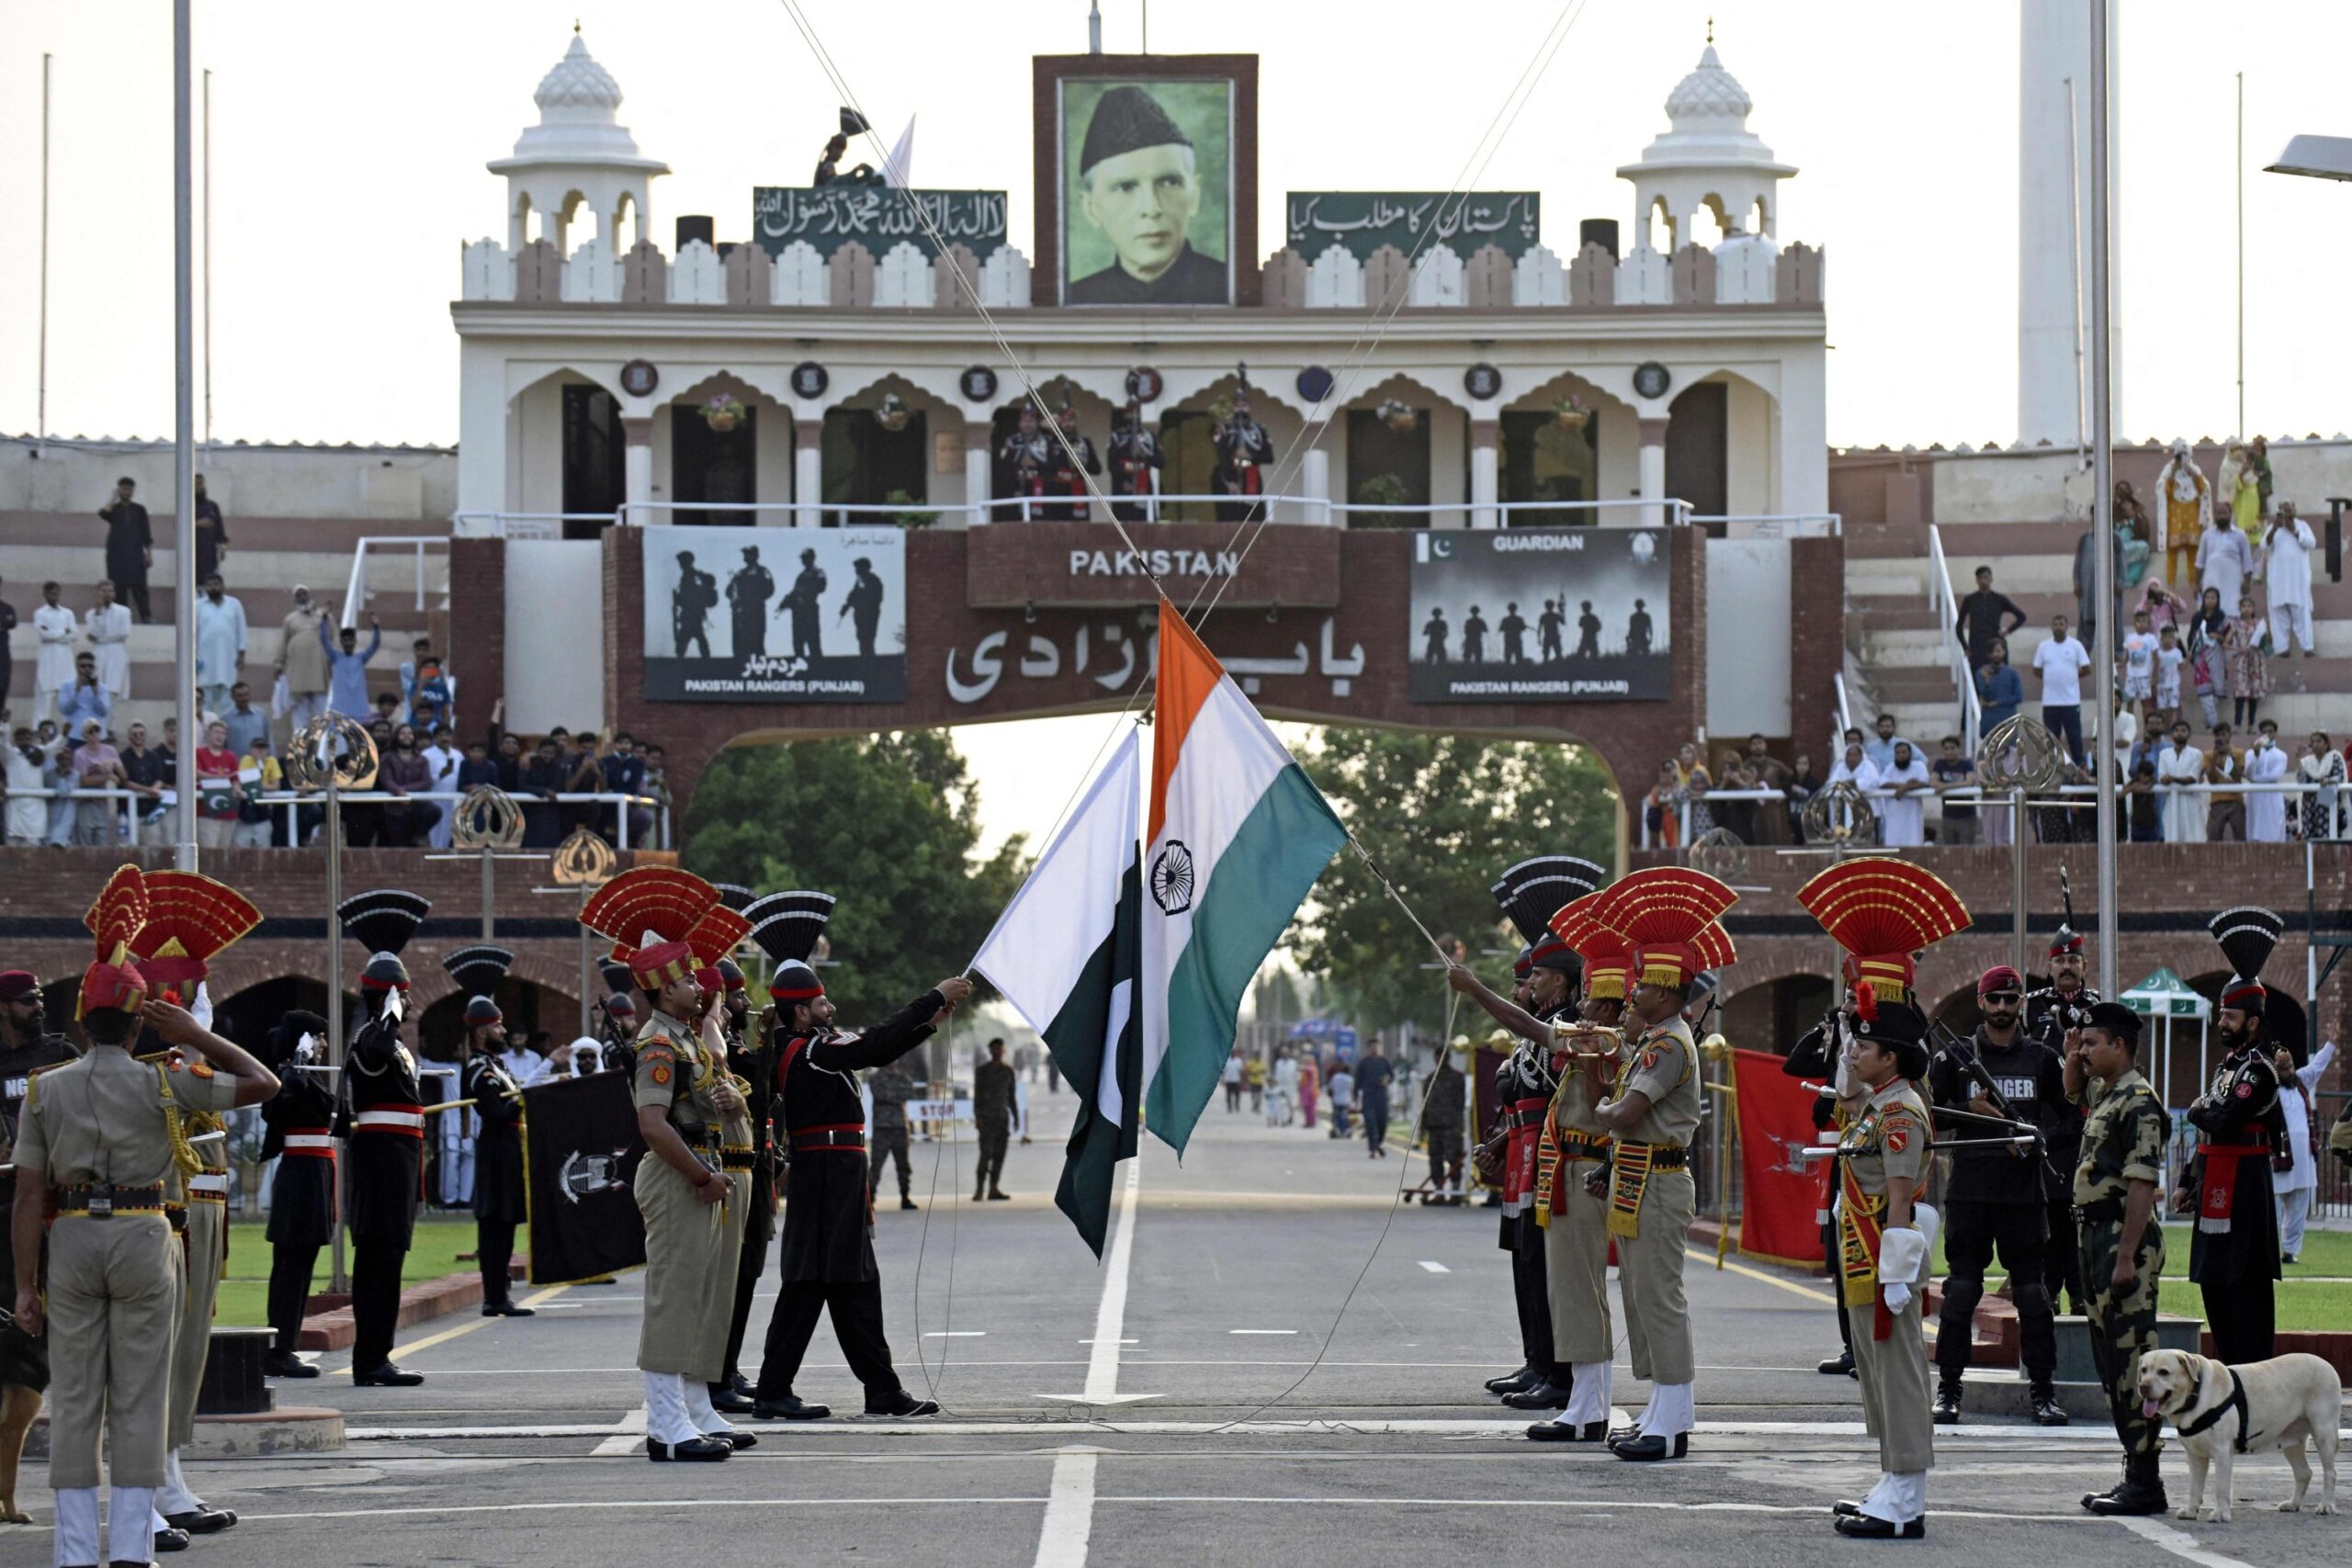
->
xmin=1928 ymin=1018 xmax=2034 ymax=1161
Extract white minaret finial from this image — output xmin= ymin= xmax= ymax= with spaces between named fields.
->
xmin=1089 ymin=2 xmax=1102 ymax=53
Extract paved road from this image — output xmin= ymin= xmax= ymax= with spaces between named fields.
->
xmin=9 ymin=1087 xmax=2346 ymax=1568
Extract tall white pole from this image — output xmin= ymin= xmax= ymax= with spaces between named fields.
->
xmin=2064 ymin=75 xmax=2086 ymax=468
xmin=203 ymin=66 xmax=213 ymax=459
xmin=2089 ymin=0 xmax=2119 ymax=1001
xmin=38 ymin=53 xmax=51 ymax=459
xmin=2235 ymin=70 xmax=2245 ymax=438
xmin=174 ymin=0 xmax=198 ymax=869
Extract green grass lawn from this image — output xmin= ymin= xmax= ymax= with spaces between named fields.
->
xmin=214 ymin=1214 xmax=495 ymax=1328
xmin=1924 ymin=1223 xmax=2352 ymax=1332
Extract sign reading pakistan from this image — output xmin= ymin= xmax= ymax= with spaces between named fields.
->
xmin=1407 ymin=527 xmax=1672 ymax=702
xmin=752 ymin=187 xmax=1009 ymax=261
xmin=1059 ymin=78 xmax=1233 ymax=305
xmin=1286 ymin=192 xmax=1542 ymax=263
xmin=642 ymin=525 xmax=907 ymax=703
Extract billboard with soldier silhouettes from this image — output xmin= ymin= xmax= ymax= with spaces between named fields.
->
xmin=1406 ymin=526 xmax=1673 ymax=702
xmin=640 ymin=525 xmax=907 ymax=703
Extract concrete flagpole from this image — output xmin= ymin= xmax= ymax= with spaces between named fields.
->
xmin=174 ymin=0 xmax=199 ymax=870
xmin=2089 ymin=0 xmax=2119 ymax=1000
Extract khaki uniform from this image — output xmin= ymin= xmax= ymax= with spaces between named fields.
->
xmin=630 ymin=1011 xmax=747 ymax=1383
xmin=1837 ymin=1078 xmax=1935 ymax=1476
xmin=2072 ymin=1068 xmax=2169 ymax=1459
xmin=1544 ymin=1024 xmax=1617 ymax=1364
xmin=15 ymin=1048 xmax=237 ymax=1489
xmin=1610 ymin=1017 xmax=1700 ymax=1385
xmin=166 ymin=1098 xmax=231 ymax=1449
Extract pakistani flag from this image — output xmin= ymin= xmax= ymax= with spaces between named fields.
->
xmin=973 ymin=728 xmax=1143 ymax=1255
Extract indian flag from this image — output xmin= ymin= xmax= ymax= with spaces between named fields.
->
xmin=972 ymin=728 xmax=1143 ymax=1256
xmin=1144 ymin=600 xmax=1346 ymax=1154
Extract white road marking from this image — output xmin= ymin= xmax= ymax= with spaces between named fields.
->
xmin=924 ymin=1331 xmax=988 ymax=1337
xmin=2115 ymin=1517 xmax=2262 ymax=1568
xmin=1077 ymin=1338 xmax=1138 ymax=1346
xmin=1033 ymin=1158 xmax=1140 ymax=1568
xmin=590 ymin=1404 xmax=648 ymax=1457
xmin=1417 ymin=1261 xmax=1450 ymax=1273
xmin=1229 ymin=1329 xmax=1298 ymax=1336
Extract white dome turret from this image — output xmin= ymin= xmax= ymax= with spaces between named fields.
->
xmin=488 ymin=29 xmax=669 ymax=254
xmin=1617 ymin=33 xmax=1796 ymax=248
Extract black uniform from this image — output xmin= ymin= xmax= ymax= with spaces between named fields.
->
xmin=752 ymin=990 xmax=941 ymax=1404
xmin=718 ymin=1009 xmax=781 ymax=1393
xmin=2025 ymin=984 xmax=2098 ymax=1310
xmin=464 ymin=1053 xmax=526 ymax=1311
xmin=1781 ymin=1018 xmax=1853 ymax=1362
xmin=1042 ymin=429 xmax=1101 ymax=523
xmin=1212 ymin=413 xmax=1274 ymax=524
xmin=1927 ymin=1027 xmax=2070 ymax=1391
xmin=342 ymin=1008 xmax=426 ymax=1373
xmin=2182 ymin=1044 xmax=2286 ymax=1364
xmin=1498 ymin=1027 xmax=1559 ymax=1382
xmin=260 ymin=1055 xmax=339 ymax=1360
xmin=1108 ymin=422 xmax=1163 ymax=524
xmin=2 ymin=1032 xmax=78 ymax=1391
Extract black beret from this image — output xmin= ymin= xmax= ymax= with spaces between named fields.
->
xmin=2086 ymin=1000 xmax=2142 ymax=1042
xmin=1080 ymin=85 xmax=1191 ymax=177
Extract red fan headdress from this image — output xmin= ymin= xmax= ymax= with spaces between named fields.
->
xmin=80 ymin=864 xmax=153 ymax=1018
xmin=580 ymin=867 xmax=723 ymax=992
xmin=124 ymin=870 xmax=262 ymax=1006
xmin=1794 ymin=857 xmax=1972 ymax=1009
xmin=686 ymin=906 xmax=752 ymax=996
xmin=1547 ymin=890 xmax=1634 ymax=1001
xmin=1587 ymin=866 xmax=1740 ymax=991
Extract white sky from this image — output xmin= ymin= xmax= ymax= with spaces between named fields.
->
xmin=4 ymin=0 xmax=2350 ymax=853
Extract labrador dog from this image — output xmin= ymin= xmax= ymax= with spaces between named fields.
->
xmin=2137 ymin=1348 xmax=2342 ymax=1522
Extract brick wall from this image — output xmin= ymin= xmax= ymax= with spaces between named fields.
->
xmin=1787 ymin=532 xmax=1844 ymax=756
xmin=447 ymin=538 xmax=506 ymax=739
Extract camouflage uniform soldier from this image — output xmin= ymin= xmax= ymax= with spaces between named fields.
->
xmin=2065 ymin=999 xmax=2172 ymax=1517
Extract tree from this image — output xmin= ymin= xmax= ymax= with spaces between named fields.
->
xmin=1288 ymin=729 xmax=1617 ymax=1035
xmin=682 ymin=732 xmax=1028 ymax=1020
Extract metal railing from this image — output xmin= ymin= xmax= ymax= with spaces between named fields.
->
xmin=452 ymin=511 xmax=615 ymax=541
xmin=591 ymin=496 xmax=1708 ymax=529
xmin=3 ymin=785 xmax=668 ymax=852
xmin=341 ymin=536 xmax=450 ymax=624
xmin=1690 ymin=512 xmax=1843 ymax=537
xmin=1925 ymin=524 xmax=1984 ymax=752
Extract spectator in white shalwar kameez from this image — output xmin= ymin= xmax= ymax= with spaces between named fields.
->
xmin=2263 ymin=503 xmax=2319 ymax=657
xmin=2273 ymin=1040 xmax=2336 ymax=1263
xmin=31 ymin=581 xmax=76 ymax=719
xmin=2243 ymin=724 xmax=2290 ymax=842
xmin=2154 ymin=721 xmax=2205 ymax=843
xmin=2197 ymin=510 xmax=2254 ymax=625
xmin=83 ymin=579 xmax=133 ymax=700
xmin=1875 ymin=740 xmax=1931 ymax=848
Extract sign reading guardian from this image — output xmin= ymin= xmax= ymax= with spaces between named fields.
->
xmin=642 ymin=525 xmax=907 ymax=703
xmin=1406 ymin=527 xmax=1672 ymax=702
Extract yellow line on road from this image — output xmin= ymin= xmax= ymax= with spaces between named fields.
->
xmin=1687 ymin=1248 xmax=1835 ymax=1304
xmin=334 ymin=1282 xmax=574 ymax=1376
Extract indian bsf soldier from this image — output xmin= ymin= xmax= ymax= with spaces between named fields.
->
xmin=11 ymin=866 xmax=277 ymax=1568
xmin=1476 ymin=854 xmax=1605 ymax=1412
xmin=449 ymin=946 xmax=533 ymax=1320
xmin=1798 ymin=857 xmax=1973 ymax=1537
xmin=335 ymin=887 xmax=434 ymax=1387
xmin=579 ymin=868 xmax=752 ymax=1462
xmin=1584 ymin=865 xmax=1741 ymax=1461
xmin=1927 ymin=964 xmax=2072 ymax=1427
xmin=2063 ymin=999 xmax=2173 ymax=1517
xmin=0 ymin=970 xmax=75 ymax=1524
xmin=973 ymin=1037 xmax=1017 ymax=1201
xmin=751 ymin=952 xmax=971 ymax=1422
xmin=1532 ymin=894 xmax=1635 ymax=1441
xmin=2173 ymin=907 xmax=2288 ymax=1366
xmin=125 ymin=869 xmax=262 ymax=1542
xmin=2024 ymin=924 xmax=2098 ymax=1312
xmin=257 ymin=1010 xmax=334 ymax=1380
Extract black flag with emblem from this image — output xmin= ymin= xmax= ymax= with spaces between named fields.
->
xmin=522 ymin=1073 xmax=646 ymax=1284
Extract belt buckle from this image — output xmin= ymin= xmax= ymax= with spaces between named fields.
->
xmin=87 ymin=1184 xmax=114 ymax=1220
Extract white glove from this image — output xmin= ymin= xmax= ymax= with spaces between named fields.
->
xmin=1883 ymin=1280 xmax=1913 ymax=1314
xmin=1878 ymin=1224 xmax=1928 ymax=1315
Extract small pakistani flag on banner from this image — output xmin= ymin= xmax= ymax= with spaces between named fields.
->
xmin=973 ymin=728 xmax=1144 ymax=1256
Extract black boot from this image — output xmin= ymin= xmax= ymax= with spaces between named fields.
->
xmin=1485 ymin=1363 xmax=1536 ymax=1394
xmin=2030 ymin=1384 xmax=2069 ymax=1427
xmin=2085 ymin=1454 xmax=2166 ymax=1516
xmin=1816 ymin=1348 xmax=1855 ymax=1377
xmin=1932 ymin=1378 xmax=1962 ymax=1425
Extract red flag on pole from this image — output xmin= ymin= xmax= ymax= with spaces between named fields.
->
xmin=1731 ymin=1047 xmax=1830 ymax=1266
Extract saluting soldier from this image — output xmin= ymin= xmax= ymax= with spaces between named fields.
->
xmin=127 ymin=869 xmax=263 ymax=1543
xmin=258 ymin=1010 xmax=335 ymax=1380
xmin=455 ymin=967 xmax=534 ymax=1320
xmin=751 ymin=950 xmax=970 ymax=1422
xmin=336 ymin=888 xmax=435 ymax=1387
xmin=580 ymin=867 xmax=752 ymax=1462
xmin=0 ymin=971 xmax=75 ymax=1526
xmin=2024 ymin=925 xmax=2098 ymax=1312
xmin=2173 ymin=908 xmax=2289 ymax=1366
xmin=12 ymin=867 xmax=277 ymax=1568
xmin=2063 ymin=1000 xmax=2173 ymax=1517
xmin=1582 ymin=865 xmax=1742 ymax=1461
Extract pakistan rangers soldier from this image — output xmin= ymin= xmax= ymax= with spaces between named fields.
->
xmin=2024 ymin=925 xmax=2098 ymax=1312
xmin=1420 ymin=1037 xmax=1467 ymax=1203
xmin=12 ymin=867 xmax=277 ymax=1568
xmin=2063 ymin=1000 xmax=2173 ymax=1517
xmin=973 ymin=1037 xmax=1017 ymax=1201
xmin=868 ymin=1057 xmax=919 ymax=1211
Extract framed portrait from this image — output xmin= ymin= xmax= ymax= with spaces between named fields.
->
xmin=1034 ymin=55 xmax=1259 ymax=308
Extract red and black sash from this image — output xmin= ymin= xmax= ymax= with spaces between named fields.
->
xmin=2196 ymin=1144 xmax=2272 ymax=1233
